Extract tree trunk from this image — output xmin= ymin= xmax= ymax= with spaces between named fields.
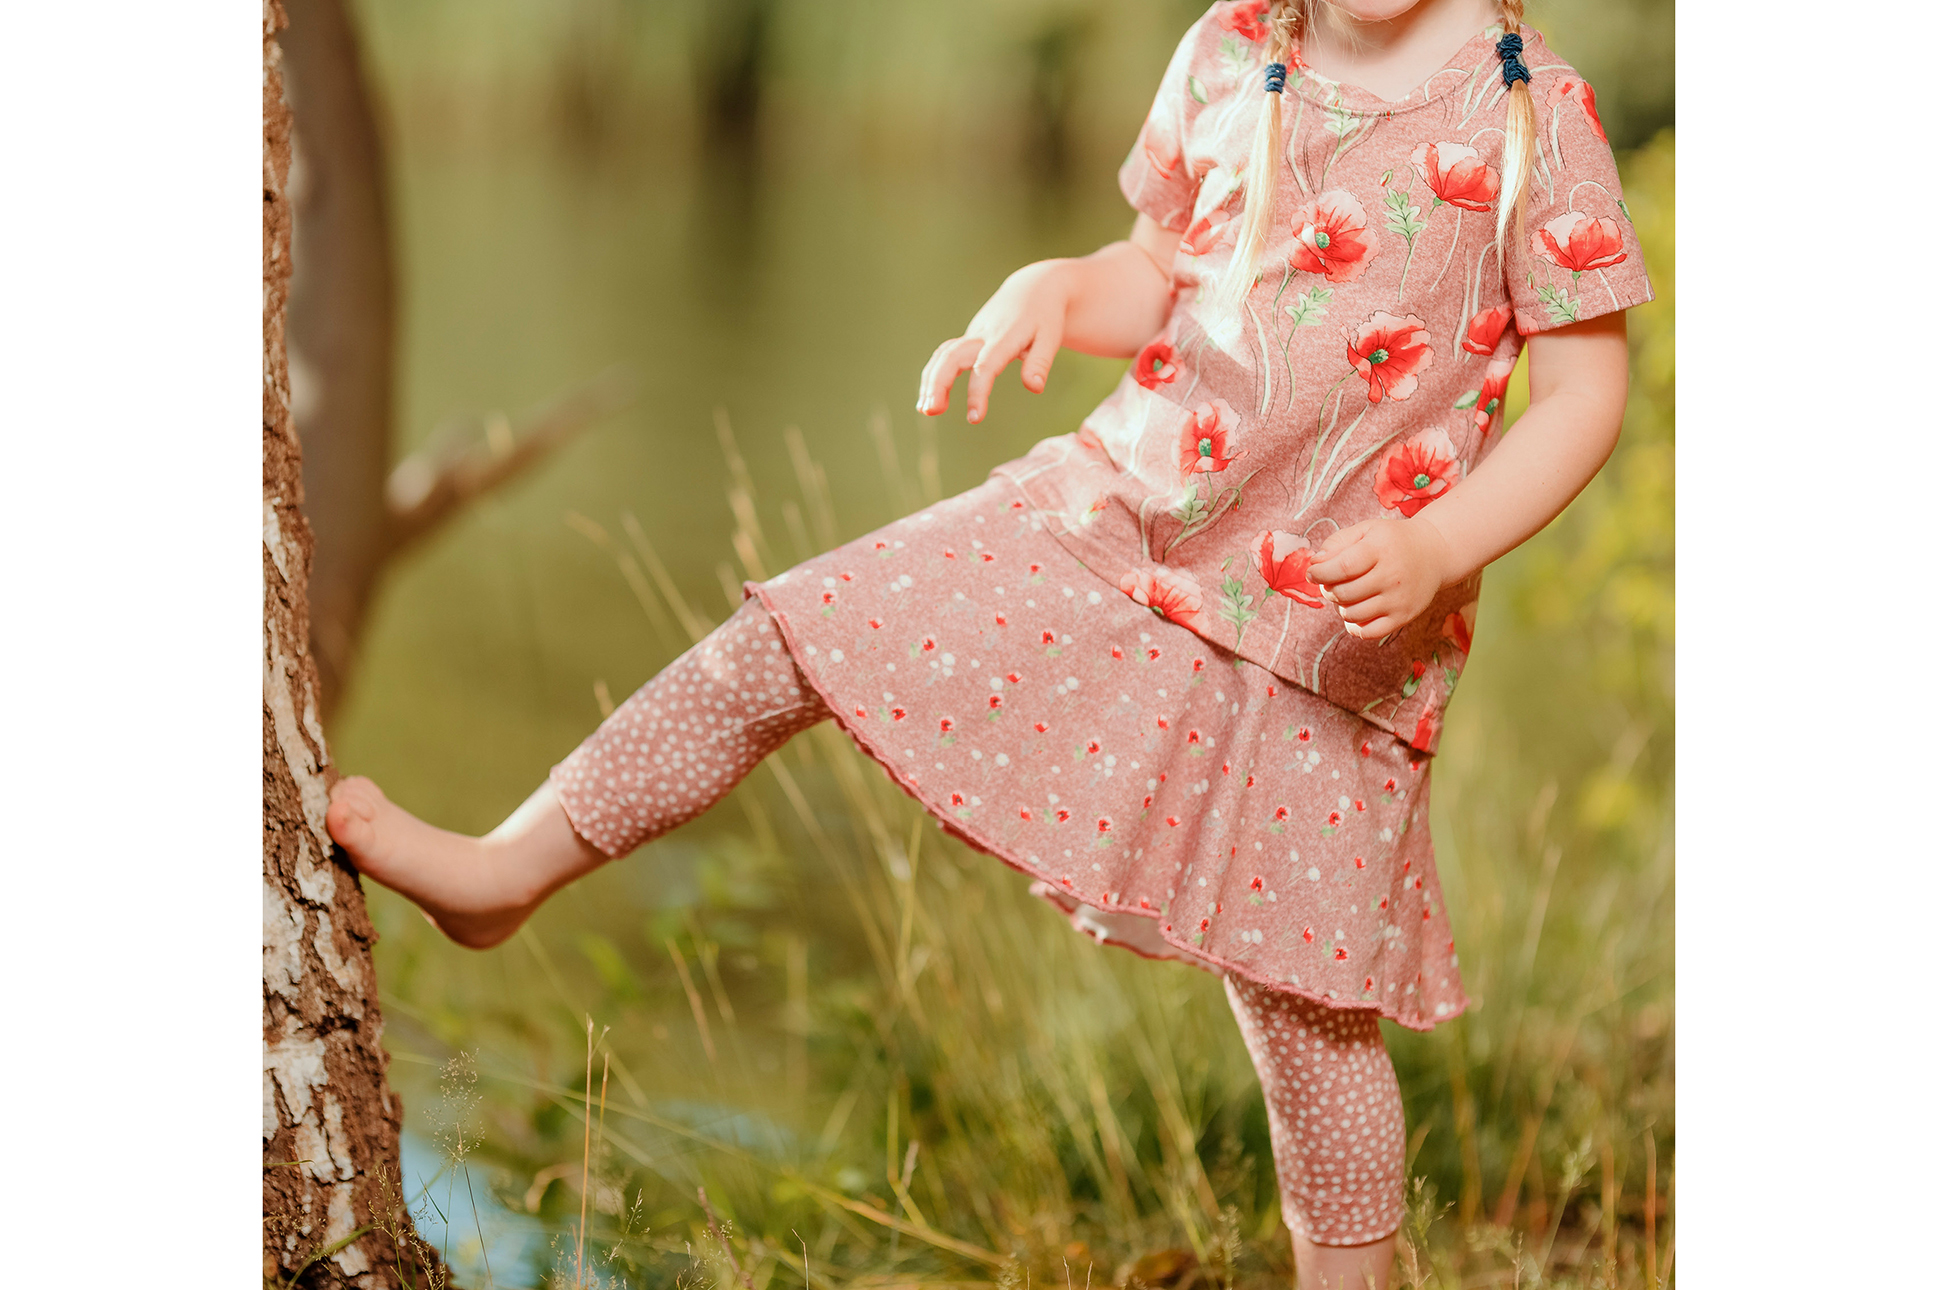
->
xmin=263 ymin=4 xmax=443 ymax=1286
xmin=282 ymin=0 xmax=397 ymax=722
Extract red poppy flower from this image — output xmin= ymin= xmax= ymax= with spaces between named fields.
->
xmin=1375 ymin=428 xmax=1462 ymax=517
xmin=1020 ymin=807 xmax=1033 ymax=821
xmin=1147 ymin=647 xmax=1162 ymax=661
xmin=1444 ymin=602 xmax=1477 ymax=655
xmin=1354 ymin=799 xmax=1366 ymax=812
xmin=922 ymin=637 xmax=937 ymax=651
xmin=939 ymin=717 xmax=954 ymax=733
xmin=1461 ymin=304 xmax=1513 ymax=355
xmin=1111 ymin=646 xmax=1124 ymax=660
xmin=1535 ymin=211 xmax=1627 ymax=274
xmin=1132 ymin=338 xmax=1180 ymax=390
xmin=1384 ymin=777 xmax=1397 ymax=792
xmin=1056 ymin=809 xmax=1071 ymax=823
xmin=1303 ymin=926 xmax=1315 ymax=943
xmin=1140 ymin=898 xmax=1153 ymax=909
xmin=943 ymin=549 xmax=956 ymax=560
xmin=1165 ymin=816 xmax=1181 ymax=827
xmin=1142 ymin=794 xmax=1153 ymax=808
xmin=1007 ymin=672 xmax=1022 ymax=683
xmin=1274 ymin=806 xmax=1289 ymax=822
xmin=1297 ymin=727 xmax=1312 ymax=742
xmin=994 ymin=613 xmax=1007 ymax=627
xmin=1328 ymin=811 xmax=1343 ymax=827
xmin=1250 ymin=876 xmax=1264 ymax=891
xmin=1176 ymin=399 xmax=1245 ymax=477
xmin=1181 ymin=206 xmax=1237 ymax=257
xmin=1354 ymin=856 xmax=1366 ymax=869
xmin=1097 ymin=817 xmax=1112 ymax=833
xmin=988 ymin=695 xmax=1003 ymax=710
xmin=1221 ymin=762 xmax=1231 ymax=775
xmin=853 ymin=706 xmax=867 ymax=718
xmin=1028 ymin=563 xmax=1042 ymax=575
xmin=1546 ymin=76 xmax=1609 ymax=144
xmin=1414 ymin=708 xmax=1441 ymax=748
xmin=1470 ymin=356 xmax=1514 ymax=434
xmin=1119 ymin=566 xmax=1204 ymax=628
xmin=1186 ymin=730 xmax=1202 ymax=745
xmin=949 ymin=791 xmax=965 ymax=806
xmin=1217 ymin=0 xmax=1272 ymax=42
xmin=891 ymin=707 xmax=907 ymax=721
xmin=1244 ymin=774 xmax=1255 ymax=788
xmin=1034 ymin=722 xmax=1048 ymax=733
xmin=821 ymin=591 xmax=837 ymax=605
xmin=839 ymin=571 xmax=853 ymax=581
xmin=1198 ymin=917 xmax=1211 ymax=933
xmin=1250 ymin=529 xmax=1325 ymax=608
xmin=980 ymin=551 xmax=995 ymax=562
xmin=1334 ymin=946 xmax=1349 ymax=961
xmin=1193 ymin=657 xmax=1206 ymax=673
xmin=1041 ymin=630 xmax=1056 ymax=645
xmin=867 ymin=618 xmax=883 ymax=630
xmin=1086 ymin=740 xmax=1102 ymax=755
xmin=1288 ymin=189 xmax=1383 ymax=284
xmin=1410 ymin=141 xmax=1501 ymax=212
xmin=1346 ymin=312 xmax=1434 ymax=404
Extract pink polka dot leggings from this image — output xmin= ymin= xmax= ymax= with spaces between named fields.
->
xmin=551 ymin=598 xmax=1407 ymax=1245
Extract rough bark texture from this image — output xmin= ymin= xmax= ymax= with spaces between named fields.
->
xmin=263 ymin=4 xmax=442 ymax=1285
xmin=282 ymin=0 xmax=397 ymax=723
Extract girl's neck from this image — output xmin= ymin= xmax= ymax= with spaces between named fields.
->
xmin=1299 ymin=0 xmax=1501 ymax=102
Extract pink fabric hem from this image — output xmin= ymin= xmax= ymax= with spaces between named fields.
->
xmin=748 ymin=582 xmax=1467 ymax=1034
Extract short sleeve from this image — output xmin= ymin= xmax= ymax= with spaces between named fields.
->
xmin=1502 ymin=65 xmax=1655 ymax=334
xmin=1117 ymin=13 xmax=1215 ymax=232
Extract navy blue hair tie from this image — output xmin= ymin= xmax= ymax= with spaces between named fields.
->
xmin=1496 ymin=32 xmax=1531 ymax=89
xmin=1263 ymin=61 xmax=1288 ymax=94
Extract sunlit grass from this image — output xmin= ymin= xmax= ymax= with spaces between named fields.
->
xmin=370 ymin=130 xmax=1673 ymax=1290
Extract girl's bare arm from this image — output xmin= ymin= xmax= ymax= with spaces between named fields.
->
xmin=919 ymin=214 xmax=1183 ymax=424
xmin=1309 ymin=311 xmax=1631 ymax=639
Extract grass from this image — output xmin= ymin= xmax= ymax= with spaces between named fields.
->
xmin=369 ymin=130 xmax=1674 ymax=1290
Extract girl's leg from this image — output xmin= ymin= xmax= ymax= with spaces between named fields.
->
xmin=1223 ymin=975 xmax=1407 ymax=1290
xmin=327 ymin=598 xmax=829 ymax=948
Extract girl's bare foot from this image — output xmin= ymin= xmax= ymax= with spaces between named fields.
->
xmin=326 ymin=777 xmax=607 ymax=949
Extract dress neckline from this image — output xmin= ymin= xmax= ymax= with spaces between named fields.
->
xmin=1286 ymin=22 xmax=1513 ymax=116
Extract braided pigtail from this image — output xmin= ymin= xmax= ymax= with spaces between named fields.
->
xmin=1214 ymin=0 xmax=1302 ymax=317
xmin=1494 ymin=0 xmax=1537 ymax=252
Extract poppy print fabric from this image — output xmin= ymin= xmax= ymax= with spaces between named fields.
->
xmin=1003 ymin=5 xmax=1652 ymax=754
xmin=756 ymin=477 xmax=1467 ymax=1030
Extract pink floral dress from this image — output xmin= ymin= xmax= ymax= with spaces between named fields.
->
xmin=754 ymin=5 xmax=1650 ymax=1029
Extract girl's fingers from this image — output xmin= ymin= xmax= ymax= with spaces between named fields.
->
xmin=1345 ymin=614 xmax=1403 ymax=640
xmin=1323 ymin=568 xmax=1388 ymax=607
xmin=965 ymin=325 xmax=1032 ymax=424
xmin=918 ymin=337 xmax=985 ymax=415
xmin=1020 ymin=315 xmax=1064 ymax=393
xmin=1310 ymin=535 xmax=1379 ymax=586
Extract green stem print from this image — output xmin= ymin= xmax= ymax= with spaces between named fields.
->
xmin=1384 ymin=187 xmax=1429 ymax=301
xmin=1163 ymin=471 xmax=1254 ymax=561
xmin=1218 ymin=561 xmax=1259 ymax=650
xmin=1298 ymin=375 xmax=1354 ymax=511
xmin=1426 ymin=206 xmax=1464 ymax=295
xmin=1278 ymin=282 xmax=1332 ymax=414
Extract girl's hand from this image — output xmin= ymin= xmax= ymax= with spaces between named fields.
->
xmin=919 ymin=259 xmax=1074 ymax=425
xmin=1307 ymin=516 xmax=1457 ymax=640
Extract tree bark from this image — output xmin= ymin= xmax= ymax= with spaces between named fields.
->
xmin=282 ymin=0 xmax=397 ymax=722
xmin=263 ymin=4 xmax=443 ymax=1286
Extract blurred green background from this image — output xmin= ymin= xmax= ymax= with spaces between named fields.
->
xmin=328 ymin=2 xmax=1672 ymax=1286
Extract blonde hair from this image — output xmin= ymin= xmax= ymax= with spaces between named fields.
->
xmin=1218 ymin=0 xmax=1539 ymax=314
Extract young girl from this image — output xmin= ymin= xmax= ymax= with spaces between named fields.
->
xmin=327 ymin=1 xmax=1647 ymax=1284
